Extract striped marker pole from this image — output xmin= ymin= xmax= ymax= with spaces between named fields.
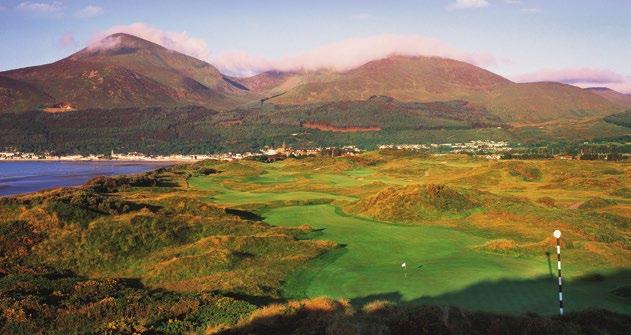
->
xmin=553 ymin=229 xmax=564 ymax=315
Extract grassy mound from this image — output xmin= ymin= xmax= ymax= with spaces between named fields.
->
xmin=220 ymin=297 xmax=631 ymax=335
xmin=348 ymin=184 xmax=478 ymax=223
xmin=506 ymin=162 xmax=543 ymax=182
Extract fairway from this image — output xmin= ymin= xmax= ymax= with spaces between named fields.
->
xmin=190 ymin=175 xmax=356 ymax=205
xmin=265 ymin=205 xmax=631 ymax=314
xmin=267 ymin=205 xmax=542 ymax=300
xmin=189 ymin=156 xmax=631 ymax=315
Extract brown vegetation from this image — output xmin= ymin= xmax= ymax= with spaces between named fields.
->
xmin=302 ymin=121 xmax=381 ymax=132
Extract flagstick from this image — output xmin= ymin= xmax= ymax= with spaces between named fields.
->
xmin=553 ymin=230 xmax=564 ymax=316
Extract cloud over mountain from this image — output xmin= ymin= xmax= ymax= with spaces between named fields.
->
xmin=211 ymin=34 xmax=501 ymax=76
xmin=513 ymin=68 xmax=631 ymax=94
xmin=87 ymin=23 xmax=211 ymax=61
xmin=86 ymin=24 xmax=502 ymax=77
xmin=514 ymin=68 xmax=625 ymax=85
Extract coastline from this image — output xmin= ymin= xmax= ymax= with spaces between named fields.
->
xmin=0 ymin=159 xmax=186 ymax=163
xmin=0 ymin=160 xmax=177 ymax=197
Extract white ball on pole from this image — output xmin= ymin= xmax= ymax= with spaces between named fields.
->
xmin=553 ymin=230 xmax=561 ymax=238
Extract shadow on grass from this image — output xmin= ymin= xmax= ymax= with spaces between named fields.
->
xmin=351 ymin=269 xmax=631 ymax=316
xmin=222 ymin=270 xmax=631 ymax=335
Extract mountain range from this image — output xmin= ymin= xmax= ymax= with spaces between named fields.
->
xmin=0 ymin=33 xmax=629 ymax=153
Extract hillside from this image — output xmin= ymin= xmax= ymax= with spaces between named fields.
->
xmin=0 ymin=75 xmax=53 ymax=111
xmin=586 ymin=87 xmax=631 ymax=108
xmin=0 ymin=33 xmax=255 ymax=112
xmin=0 ymin=98 xmax=510 ymax=154
xmin=260 ymin=56 xmax=622 ymax=122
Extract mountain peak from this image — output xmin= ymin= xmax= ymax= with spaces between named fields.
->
xmin=74 ymin=33 xmax=164 ymax=59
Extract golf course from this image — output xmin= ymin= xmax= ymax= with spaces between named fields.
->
xmin=3 ymin=151 xmax=631 ymax=333
xmin=188 ymin=151 xmax=631 ymax=315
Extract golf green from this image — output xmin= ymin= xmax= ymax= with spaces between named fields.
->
xmin=264 ymin=205 xmax=631 ymax=314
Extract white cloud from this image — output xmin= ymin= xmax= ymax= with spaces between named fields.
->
xmin=76 ymin=5 xmax=103 ymax=18
xmin=87 ymin=34 xmax=121 ymax=51
xmin=211 ymin=34 xmax=502 ymax=77
xmin=16 ymin=1 xmax=62 ymax=13
xmin=513 ymin=68 xmax=625 ymax=85
xmin=447 ymin=0 xmax=489 ymax=10
xmin=512 ymin=68 xmax=631 ymax=94
xmin=87 ymin=23 xmax=211 ymax=61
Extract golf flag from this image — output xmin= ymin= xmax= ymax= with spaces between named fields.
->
xmin=401 ymin=262 xmax=406 ymax=268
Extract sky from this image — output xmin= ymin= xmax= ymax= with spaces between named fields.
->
xmin=1 ymin=0 xmax=630 ymax=93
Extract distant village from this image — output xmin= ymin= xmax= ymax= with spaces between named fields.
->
xmin=0 ymin=145 xmax=358 ymax=162
xmin=0 ymin=140 xmax=628 ymax=162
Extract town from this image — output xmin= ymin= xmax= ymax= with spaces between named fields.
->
xmin=1 ymin=140 xmax=628 ymax=162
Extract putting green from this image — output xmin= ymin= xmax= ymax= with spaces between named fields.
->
xmin=265 ymin=205 xmax=631 ymax=314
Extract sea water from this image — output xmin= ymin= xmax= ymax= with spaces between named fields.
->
xmin=0 ymin=161 xmax=170 ymax=197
